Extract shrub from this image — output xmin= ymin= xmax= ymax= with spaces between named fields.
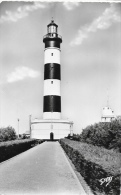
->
xmin=19 ymin=133 xmax=30 ymax=139
xmin=70 ymin=120 xmax=121 ymax=152
xmin=0 ymin=126 xmax=16 ymax=142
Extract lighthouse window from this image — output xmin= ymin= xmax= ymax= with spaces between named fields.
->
xmin=51 ymin=53 xmax=53 ymax=56
xmin=51 ymin=81 xmax=53 ymax=84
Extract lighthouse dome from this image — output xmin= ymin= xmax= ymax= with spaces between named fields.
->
xmin=47 ymin=19 xmax=58 ymax=27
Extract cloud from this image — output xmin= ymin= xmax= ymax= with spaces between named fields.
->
xmin=7 ymin=66 xmax=40 ymax=83
xmin=71 ymin=4 xmax=121 ymax=46
xmin=63 ymin=2 xmax=80 ymax=11
xmin=0 ymin=2 xmax=46 ymax=23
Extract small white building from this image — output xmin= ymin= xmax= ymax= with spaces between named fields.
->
xmin=101 ymin=106 xmax=115 ymax=122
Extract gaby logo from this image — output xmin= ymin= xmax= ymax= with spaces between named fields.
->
xmin=99 ymin=176 xmax=113 ymax=186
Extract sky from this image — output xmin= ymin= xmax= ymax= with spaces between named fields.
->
xmin=0 ymin=1 xmax=121 ymax=135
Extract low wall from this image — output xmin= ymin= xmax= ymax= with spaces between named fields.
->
xmin=60 ymin=139 xmax=120 ymax=195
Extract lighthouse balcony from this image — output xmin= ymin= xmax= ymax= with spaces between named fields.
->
xmin=43 ymin=33 xmax=62 ymax=39
xmin=43 ymin=33 xmax=62 ymax=44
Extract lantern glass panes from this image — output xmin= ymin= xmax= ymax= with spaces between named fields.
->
xmin=48 ymin=25 xmax=57 ymax=34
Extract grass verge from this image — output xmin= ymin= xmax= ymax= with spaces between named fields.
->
xmin=60 ymin=138 xmax=120 ymax=195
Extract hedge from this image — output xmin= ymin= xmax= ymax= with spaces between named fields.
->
xmin=0 ymin=139 xmax=44 ymax=163
xmin=60 ymin=138 xmax=120 ymax=195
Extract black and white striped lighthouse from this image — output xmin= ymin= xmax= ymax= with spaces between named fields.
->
xmin=31 ymin=20 xmax=73 ymax=140
xmin=43 ymin=20 xmax=62 ymax=120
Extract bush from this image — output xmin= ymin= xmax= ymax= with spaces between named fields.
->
xmin=0 ymin=139 xmax=44 ymax=163
xmin=60 ymin=138 xmax=120 ymax=195
xmin=19 ymin=133 xmax=30 ymax=139
xmin=67 ymin=133 xmax=81 ymax=141
xmin=69 ymin=120 xmax=121 ymax=152
xmin=0 ymin=126 xmax=16 ymax=142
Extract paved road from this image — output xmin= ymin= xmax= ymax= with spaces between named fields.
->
xmin=0 ymin=142 xmax=87 ymax=195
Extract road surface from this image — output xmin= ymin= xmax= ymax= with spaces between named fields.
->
xmin=0 ymin=141 xmax=87 ymax=195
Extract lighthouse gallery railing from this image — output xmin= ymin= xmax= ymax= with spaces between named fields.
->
xmin=43 ymin=33 xmax=62 ymax=39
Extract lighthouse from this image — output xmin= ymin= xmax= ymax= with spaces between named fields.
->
xmin=31 ymin=20 xmax=73 ymax=140
xmin=43 ymin=19 xmax=62 ymax=120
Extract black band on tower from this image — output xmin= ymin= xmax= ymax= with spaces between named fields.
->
xmin=44 ymin=40 xmax=61 ymax=48
xmin=43 ymin=95 xmax=61 ymax=112
xmin=44 ymin=63 xmax=61 ymax=80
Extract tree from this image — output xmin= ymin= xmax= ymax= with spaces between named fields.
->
xmin=0 ymin=126 xmax=17 ymax=142
xmin=80 ymin=120 xmax=121 ymax=151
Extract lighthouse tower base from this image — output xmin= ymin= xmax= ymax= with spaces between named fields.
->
xmin=31 ymin=119 xmax=73 ymax=140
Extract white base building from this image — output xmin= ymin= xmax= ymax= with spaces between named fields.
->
xmin=31 ymin=119 xmax=73 ymax=140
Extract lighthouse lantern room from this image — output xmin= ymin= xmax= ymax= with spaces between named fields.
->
xmin=47 ymin=20 xmax=58 ymax=34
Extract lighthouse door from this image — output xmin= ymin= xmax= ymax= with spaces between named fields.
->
xmin=50 ymin=132 xmax=54 ymax=141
